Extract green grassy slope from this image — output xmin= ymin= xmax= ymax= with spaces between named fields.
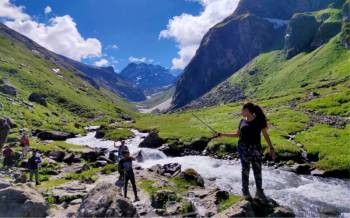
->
xmin=0 ymin=30 xmax=132 ymax=133
xmin=227 ymin=36 xmax=349 ymax=102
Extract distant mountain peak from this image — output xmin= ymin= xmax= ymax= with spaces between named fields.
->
xmin=120 ymin=63 xmax=177 ymax=95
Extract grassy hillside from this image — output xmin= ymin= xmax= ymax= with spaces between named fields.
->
xmin=0 ymin=30 xmax=132 ymax=133
xmin=227 ymin=36 xmax=349 ymax=103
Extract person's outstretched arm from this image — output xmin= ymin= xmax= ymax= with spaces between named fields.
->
xmin=218 ymin=130 xmax=240 ymax=138
xmin=262 ymin=128 xmax=276 ymax=160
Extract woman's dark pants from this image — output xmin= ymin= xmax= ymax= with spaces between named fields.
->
xmin=238 ymin=144 xmax=263 ymax=195
xmin=124 ymin=170 xmax=138 ymax=198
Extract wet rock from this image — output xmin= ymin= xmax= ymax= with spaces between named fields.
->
xmin=95 ymin=130 xmax=105 ymax=139
xmin=28 ymin=92 xmax=47 ymax=106
xmin=139 ymin=130 xmax=164 ymax=148
xmin=162 ymin=163 xmax=181 ymax=176
xmin=0 ymin=184 xmax=48 ymax=217
xmin=151 ymin=190 xmax=177 ymax=208
xmin=77 ymin=182 xmax=137 ymax=217
xmin=179 ymin=168 xmax=205 ymax=187
xmin=293 ymin=164 xmax=312 ymax=175
xmin=0 ymin=179 xmax=11 ymax=189
xmin=159 ymin=143 xmax=183 ymax=157
xmin=311 ymin=168 xmax=350 ymax=179
xmin=37 ymin=130 xmax=75 ymax=141
xmin=0 ymin=78 xmax=17 ymax=96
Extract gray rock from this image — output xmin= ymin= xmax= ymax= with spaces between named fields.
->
xmin=0 ymin=184 xmax=48 ymax=217
xmin=28 ymin=93 xmax=47 ymax=106
xmin=14 ymin=171 xmax=27 ymax=183
xmin=151 ymin=190 xmax=177 ymax=209
xmin=77 ymin=182 xmax=138 ymax=217
xmin=0 ymin=179 xmax=11 ymax=189
xmin=214 ymin=200 xmax=255 ymax=217
xmin=162 ymin=163 xmax=181 ymax=175
xmin=0 ymin=78 xmax=17 ymax=96
xmin=179 ymin=168 xmax=205 ymax=187
xmin=139 ymin=130 xmax=164 ymax=148
xmin=284 ymin=13 xmax=319 ymax=58
xmin=48 ymin=151 xmax=66 ymax=162
xmin=37 ymin=130 xmax=75 ymax=141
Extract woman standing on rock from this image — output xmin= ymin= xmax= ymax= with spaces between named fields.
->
xmin=217 ymin=102 xmax=276 ymax=200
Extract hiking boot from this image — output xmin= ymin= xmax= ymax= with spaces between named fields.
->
xmin=255 ymin=189 xmax=267 ymax=200
xmin=242 ymin=190 xmax=252 ymax=201
xmin=134 ymin=196 xmax=140 ymax=202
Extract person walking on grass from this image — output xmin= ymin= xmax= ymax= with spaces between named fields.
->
xmin=20 ymin=131 xmax=30 ymax=159
xmin=27 ymin=150 xmax=41 ymax=185
xmin=0 ymin=118 xmax=11 ymax=152
xmin=2 ymin=145 xmax=13 ymax=169
xmin=216 ymin=102 xmax=276 ymax=200
xmin=119 ymin=151 xmax=140 ymax=202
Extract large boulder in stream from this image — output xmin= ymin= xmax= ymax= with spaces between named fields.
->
xmin=77 ymin=182 xmax=138 ymax=217
xmin=139 ymin=130 xmax=164 ymax=148
xmin=179 ymin=168 xmax=205 ymax=187
xmin=0 ymin=184 xmax=48 ymax=217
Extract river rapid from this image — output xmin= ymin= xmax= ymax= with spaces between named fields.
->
xmin=66 ymin=129 xmax=350 ymax=217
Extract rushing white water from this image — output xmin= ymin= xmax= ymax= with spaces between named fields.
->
xmin=67 ymin=129 xmax=350 ymax=217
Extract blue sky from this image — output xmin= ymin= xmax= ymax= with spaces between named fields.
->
xmin=1 ymin=0 xmax=238 ymax=71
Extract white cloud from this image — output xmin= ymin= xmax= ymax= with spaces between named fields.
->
xmin=44 ymin=6 xmax=52 ymax=15
xmin=0 ymin=0 xmax=29 ymax=20
xmin=94 ymin=58 xmax=109 ymax=67
xmin=160 ymin=0 xmax=239 ymax=70
xmin=106 ymin=44 xmax=119 ymax=50
xmin=128 ymin=56 xmax=154 ymax=63
xmin=0 ymin=0 xmax=102 ymax=61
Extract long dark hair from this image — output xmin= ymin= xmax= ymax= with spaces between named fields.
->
xmin=243 ymin=102 xmax=267 ymax=128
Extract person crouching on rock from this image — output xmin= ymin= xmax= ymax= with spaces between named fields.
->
xmin=216 ymin=102 xmax=276 ymax=200
xmin=20 ymin=131 xmax=30 ymax=159
xmin=119 ymin=151 xmax=140 ymax=202
xmin=2 ymin=145 xmax=13 ymax=169
xmin=27 ymin=150 xmax=41 ymax=185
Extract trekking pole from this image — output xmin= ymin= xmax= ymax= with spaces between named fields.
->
xmin=191 ymin=113 xmax=218 ymax=135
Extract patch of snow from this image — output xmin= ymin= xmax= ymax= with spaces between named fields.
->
xmin=264 ymin=18 xmax=289 ymax=29
xmin=139 ymin=97 xmax=172 ymax=113
xmin=52 ymin=68 xmax=60 ymax=73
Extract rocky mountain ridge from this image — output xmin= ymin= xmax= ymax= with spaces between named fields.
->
xmin=120 ymin=63 xmax=176 ymax=95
